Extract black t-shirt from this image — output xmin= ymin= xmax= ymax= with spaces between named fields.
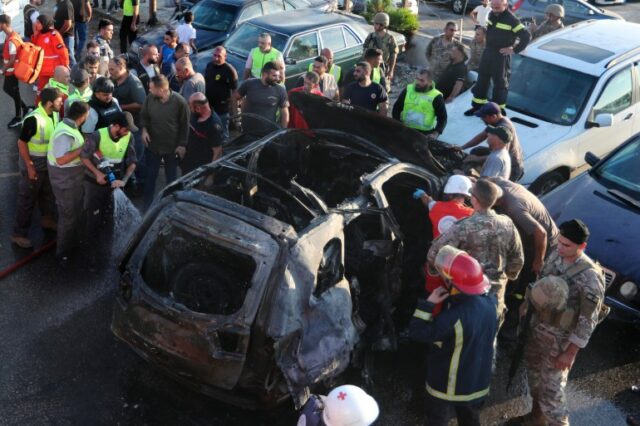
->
xmin=342 ymin=81 xmax=387 ymax=112
xmin=204 ymin=62 xmax=238 ymax=115
xmin=54 ymin=0 xmax=75 ymax=37
xmin=23 ymin=4 xmax=37 ymax=38
xmin=182 ymin=114 xmax=223 ymax=174
xmin=436 ymin=61 xmax=467 ymax=100
xmin=71 ymin=0 xmax=89 ymax=23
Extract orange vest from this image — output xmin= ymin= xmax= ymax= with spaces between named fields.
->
xmin=33 ymin=30 xmax=69 ymax=76
xmin=2 ymin=31 xmax=21 ymax=76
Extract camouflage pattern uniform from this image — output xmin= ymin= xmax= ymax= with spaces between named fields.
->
xmin=532 ymin=20 xmax=564 ymax=39
xmin=427 ymin=209 xmax=524 ymax=316
xmin=524 ymin=250 xmax=605 ymax=426
xmin=363 ymin=31 xmax=398 ymax=91
xmin=467 ymin=38 xmax=485 ymax=72
xmin=425 ymin=35 xmax=465 ymax=83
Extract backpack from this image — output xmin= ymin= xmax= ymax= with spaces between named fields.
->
xmin=12 ymin=37 xmax=44 ymax=84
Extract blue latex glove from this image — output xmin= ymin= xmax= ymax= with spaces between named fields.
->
xmin=413 ymin=189 xmax=426 ymax=200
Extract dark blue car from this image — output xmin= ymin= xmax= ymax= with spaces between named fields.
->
xmin=542 ymin=134 xmax=640 ymax=325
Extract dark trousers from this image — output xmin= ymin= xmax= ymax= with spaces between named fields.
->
xmin=84 ymin=179 xmax=114 ymax=258
xmin=471 ymin=48 xmax=511 ymax=108
xmin=3 ymin=74 xmax=27 ymax=117
xmin=13 ymin=168 xmax=56 ymax=237
xmin=48 ymin=165 xmax=85 ymax=259
xmin=119 ymin=15 xmax=138 ymax=53
xmin=144 ymin=149 xmax=178 ymax=209
xmin=74 ymin=22 xmax=88 ymax=62
xmin=425 ymin=394 xmax=483 ymax=426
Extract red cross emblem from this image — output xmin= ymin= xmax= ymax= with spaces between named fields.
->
xmin=337 ymin=392 xmax=347 ymax=400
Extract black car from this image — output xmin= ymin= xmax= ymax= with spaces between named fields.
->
xmin=129 ymin=0 xmax=336 ymax=57
xmin=449 ymin=0 xmax=622 ymax=23
xmin=542 ymin=134 xmax=640 ymax=326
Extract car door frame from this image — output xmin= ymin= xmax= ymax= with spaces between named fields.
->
xmin=318 ymin=24 xmax=364 ymax=82
xmin=283 ymin=29 xmax=321 ymax=88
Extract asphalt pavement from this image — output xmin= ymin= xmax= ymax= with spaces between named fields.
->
xmin=2 ymin=3 xmax=640 ymax=425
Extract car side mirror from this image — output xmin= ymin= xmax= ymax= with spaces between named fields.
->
xmin=585 ymin=151 xmax=600 ymax=167
xmin=285 ymin=57 xmax=297 ymax=65
xmin=586 ymin=113 xmax=613 ymax=129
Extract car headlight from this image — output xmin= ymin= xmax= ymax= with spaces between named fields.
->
xmin=619 ymin=281 xmax=638 ymax=300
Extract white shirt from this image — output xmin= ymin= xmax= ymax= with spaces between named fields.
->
xmin=472 ymin=4 xmax=491 ymax=27
xmin=176 ymin=23 xmax=196 ymax=44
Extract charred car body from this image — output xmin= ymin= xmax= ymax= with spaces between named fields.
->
xmin=111 ymin=94 xmax=464 ymax=409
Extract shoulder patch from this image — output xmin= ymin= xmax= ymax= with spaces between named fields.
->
xmin=585 ymin=293 xmax=599 ymax=305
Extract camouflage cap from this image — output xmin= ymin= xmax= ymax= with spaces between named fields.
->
xmin=529 ymin=275 xmax=569 ymax=312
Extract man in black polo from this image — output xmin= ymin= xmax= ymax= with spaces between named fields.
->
xmin=204 ymin=46 xmax=238 ymax=143
xmin=341 ymin=61 xmax=388 ymax=116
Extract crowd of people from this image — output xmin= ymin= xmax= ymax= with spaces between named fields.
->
xmin=2 ymin=0 xmax=596 ymax=423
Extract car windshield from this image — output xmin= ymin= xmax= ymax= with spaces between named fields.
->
xmin=591 ymin=138 xmax=640 ymax=201
xmin=507 ymin=55 xmax=596 ymax=125
xmin=224 ymin=24 xmax=288 ymax=57
xmin=190 ymin=1 xmax=239 ymax=32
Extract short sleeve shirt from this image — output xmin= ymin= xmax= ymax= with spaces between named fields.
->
xmin=204 ymin=62 xmax=238 ymax=114
xmin=80 ymin=130 xmax=137 ymax=178
xmin=473 ymin=4 xmax=491 ymax=27
xmin=342 ymin=81 xmax=387 ymax=112
xmin=481 ymin=148 xmax=511 ymax=179
xmin=54 ymin=0 xmax=75 ymax=37
xmin=71 ymin=0 xmax=90 ymax=23
xmin=179 ymin=72 xmax=206 ymax=100
xmin=113 ymin=73 xmax=147 ymax=125
xmin=176 ymin=23 xmax=196 ymax=43
xmin=237 ymin=78 xmax=288 ymax=124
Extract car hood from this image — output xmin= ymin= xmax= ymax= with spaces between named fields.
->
xmin=597 ymin=8 xmax=624 ymax=20
xmin=542 ymin=172 xmax=640 ymax=281
xmin=289 ymin=92 xmax=464 ymax=176
xmin=440 ymin=90 xmax=573 ymax=159
xmin=136 ymin=24 xmax=227 ymax=52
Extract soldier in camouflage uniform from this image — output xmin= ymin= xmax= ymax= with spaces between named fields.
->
xmin=363 ymin=13 xmax=398 ymax=92
xmin=425 ymin=22 xmax=465 ymax=83
xmin=467 ymin=26 xmax=486 ymax=72
xmin=508 ymin=219 xmax=606 ymax=426
xmin=427 ymin=179 xmax=524 ymax=318
xmin=530 ymin=4 xmax=564 ymax=39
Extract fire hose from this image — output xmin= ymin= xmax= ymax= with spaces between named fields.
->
xmin=0 ymin=240 xmax=56 ymax=280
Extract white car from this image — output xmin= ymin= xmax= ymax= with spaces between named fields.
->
xmin=440 ymin=20 xmax=640 ymax=194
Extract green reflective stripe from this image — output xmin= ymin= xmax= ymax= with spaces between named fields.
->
xmin=401 ymin=83 xmax=441 ymax=131
xmin=98 ymin=127 xmax=131 ymax=164
xmin=472 ymin=97 xmax=489 ymax=104
xmin=250 ymin=47 xmax=281 ymax=79
xmin=448 ymin=320 xmax=464 ymax=394
xmin=512 ymin=23 xmax=524 ymax=32
xmin=371 ymin=67 xmax=381 ymax=84
xmin=495 ymin=22 xmax=513 ymax=31
xmin=413 ymin=308 xmax=432 ymax=321
xmin=426 ymin=384 xmax=490 ymax=402
xmin=499 ymin=103 xmax=506 ymax=108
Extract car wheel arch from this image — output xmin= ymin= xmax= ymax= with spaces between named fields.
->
xmin=529 ymin=167 xmax=570 ymax=196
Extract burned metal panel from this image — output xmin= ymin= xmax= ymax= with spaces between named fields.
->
xmin=266 ymin=214 xmax=359 ymax=409
xmin=112 ymin=201 xmax=282 ymax=391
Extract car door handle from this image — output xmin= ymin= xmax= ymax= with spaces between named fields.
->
xmin=623 ymin=113 xmax=633 ymax=120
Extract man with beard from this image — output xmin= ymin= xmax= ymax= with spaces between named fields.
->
xmin=181 ymin=92 xmax=222 ymax=175
xmin=94 ymin=18 xmax=113 ymax=77
xmin=235 ymin=61 xmax=288 ymax=133
xmin=140 ymin=74 xmax=189 ymax=209
xmin=47 ymin=101 xmax=90 ymax=267
xmin=131 ymin=44 xmax=160 ymax=94
xmin=392 ymin=68 xmax=447 ymax=140
xmin=341 ymin=61 xmax=388 ymax=116
xmin=82 ymin=76 xmax=122 ymax=133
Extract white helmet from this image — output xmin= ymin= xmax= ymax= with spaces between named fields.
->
xmin=322 ymin=385 xmax=379 ymax=426
xmin=443 ymin=175 xmax=473 ymax=197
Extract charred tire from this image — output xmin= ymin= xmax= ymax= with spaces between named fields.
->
xmin=451 ymin=0 xmax=467 ymax=14
xmin=529 ymin=170 xmax=567 ymax=196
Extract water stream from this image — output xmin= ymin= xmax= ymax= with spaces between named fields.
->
xmin=112 ymin=188 xmax=142 ymax=257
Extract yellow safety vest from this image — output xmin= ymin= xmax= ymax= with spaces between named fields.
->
xmin=250 ymin=47 xmax=281 ymax=79
xmin=47 ymin=121 xmax=85 ymax=167
xmin=24 ymin=104 xmax=59 ymax=157
xmin=371 ymin=66 xmax=381 ymax=84
xmin=401 ymin=83 xmax=442 ymax=131
xmin=67 ymin=86 xmax=93 ymax=104
xmin=123 ymin=0 xmax=135 ymax=16
xmin=46 ymin=78 xmax=69 ymax=95
xmin=98 ymin=127 xmax=131 ymax=165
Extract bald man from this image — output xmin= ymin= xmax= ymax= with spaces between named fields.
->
xmin=40 ymin=65 xmax=71 ymax=109
xmin=181 ymin=92 xmax=223 ymax=174
xmin=204 ymin=45 xmax=238 ymax=142
xmin=175 ymin=56 xmax=205 ymax=99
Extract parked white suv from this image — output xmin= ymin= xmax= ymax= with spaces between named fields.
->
xmin=440 ymin=19 xmax=640 ymax=194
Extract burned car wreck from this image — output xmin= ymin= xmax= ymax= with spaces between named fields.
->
xmin=111 ymin=94 xmax=465 ymax=409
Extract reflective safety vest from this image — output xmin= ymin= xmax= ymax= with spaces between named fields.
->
xmin=249 ymin=47 xmax=281 ymax=79
xmin=123 ymin=0 xmax=135 ymax=16
xmin=24 ymin=104 xmax=59 ymax=157
xmin=401 ymin=83 xmax=442 ymax=131
xmin=47 ymin=121 xmax=85 ymax=167
xmin=307 ymin=63 xmax=342 ymax=83
xmin=67 ymin=86 xmax=93 ymax=104
xmin=98 ymin=127 xmax=131 ymax=165
xmin=46 ymin=78 xmax=69 ymax=95
xmin=371 ymin=66 xmax=381 ymax=84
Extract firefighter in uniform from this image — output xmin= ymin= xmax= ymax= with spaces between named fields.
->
xmin=465 ymin=0 xmax=530 ymax=116
xmin=243 ymin=33 xmax=285 ymax=81
xmin=11 ymin=88 xmax=63 ymax=248
xmin=392 ymin=68 xmax=447 ymax=140
xmin=410 ymin=245 xmax=498 ymax=426
xmin=47 ymin=101 xmax=90 ymax=266
xmin=363 ymin=12 xmax=397 ymax=92
xmin=427 ymin=179 xmax=524 ymax=319
xmin=508 ymin=219 xmax=607 ymax=426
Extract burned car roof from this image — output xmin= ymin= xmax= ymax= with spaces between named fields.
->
xmin=113 ymin=99 xmax=465 ymax=410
